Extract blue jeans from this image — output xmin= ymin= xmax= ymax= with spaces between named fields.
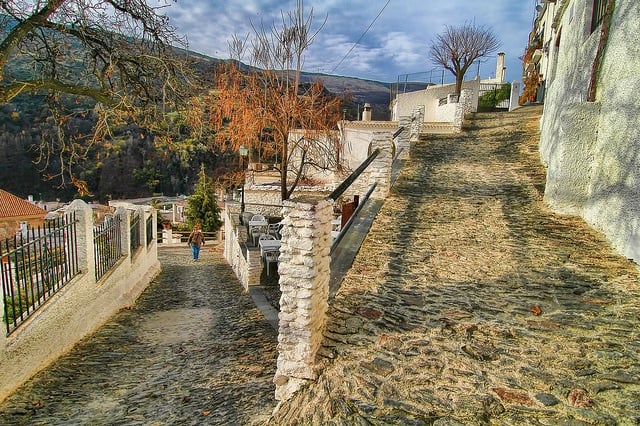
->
xmin=191 ymin=244 xmax=201 ymax=260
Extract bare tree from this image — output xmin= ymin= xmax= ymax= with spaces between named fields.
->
xmin=191 ymin=0 xmax=343 ymax=201
xmin=0 ymin=0 xmax=193 ymax=193
xmin=429 ymin=23 xmax=500 ymax=96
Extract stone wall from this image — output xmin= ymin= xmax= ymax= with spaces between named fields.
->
xmin=0 ymin=200 xmax=160 ymax=402
xmin=222 ymin=204 xmax=263 ymax=290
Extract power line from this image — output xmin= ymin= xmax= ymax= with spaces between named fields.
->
xmin=330 ymin=0 xmax=391 ymax=74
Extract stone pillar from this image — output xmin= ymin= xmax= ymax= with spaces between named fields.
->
xmin=410 ymin=106 xmax=425 ymax=151
xmin=396 ymin=116 xmax=411 ymax=160
xmin=496 ymin=52 xmax=506 ymax=84
xmin=135 ymin=206 xmax=147 ymax=248
xmin=67 ymin=200 xmax=95 ymax=278
xmin=274 ymin=197 xmax=333 ymax=401
xmin=453 ymin=89 xmax=472 ymax=132
xmin=368 ymin=132 xmax=394 ymax=199
xmin=115 ymin=207 xmax=129 ymax=258
xmin=509 ymin=81 xmax=522 ymax=112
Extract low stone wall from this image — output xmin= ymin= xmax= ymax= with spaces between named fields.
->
xmin=223 ymin=203 xmax=264 ymax=290
xmin=0 ymin=200 xmax=160 ymax=403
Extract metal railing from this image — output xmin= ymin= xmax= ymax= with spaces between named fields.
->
xmin=94 ymin=215 xmax=123 ymax=280
xmin=145 ymin=215 xmax=153 ymax=246
xmin=1 ymin=213 xmax=79 ymax=335
xmin=327 ymin=148 xmax=380 ymax=201
xmin=130 ymin=212 xmax=141 ymax=254
xmin=327 ymin=148 xmax=381 ymax=254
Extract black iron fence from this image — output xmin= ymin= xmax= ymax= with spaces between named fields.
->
xmin=130 ymin=212 xmax=141 ymax=254
xmin=1 ymin=213 xmax=80 ymax=335
xmin=146 ymin=215 xmax=153 ymax=246
xmin=94 ymin=215 xmax=123 ymax=280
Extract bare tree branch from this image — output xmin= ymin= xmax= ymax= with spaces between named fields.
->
xmin=0 ymin=0 xmax=195 ymax=194
xmin=429 ymin=23 xmax=500 ymax=95
xmin=198 ymin=0 xmax=341 ymax=201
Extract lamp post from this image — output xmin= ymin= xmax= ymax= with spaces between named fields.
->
xmin=239 ymin=144 xmax=249 ymax=222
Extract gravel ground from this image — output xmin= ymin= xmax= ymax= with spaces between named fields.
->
xmin=0 ymin=246 xmax=279 ymax=425
xmin=268 ymin=106 xmax=640 ymax=424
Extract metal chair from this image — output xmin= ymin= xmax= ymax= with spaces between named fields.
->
xmin=250 ymin=214 xmax=266 ymax=222
xmin=263 ymin=249 xmax=280 ymax=276
xmin=268 ymin=222 xmax=283 ymax=239
xmin=250 ymin=226 xmax=262 ymax=246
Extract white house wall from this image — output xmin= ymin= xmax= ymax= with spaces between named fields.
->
xmin=340 ymin=123 xmax=398 ymax=169
xmin=392 ymin=78 xmax=480 ymax=123
xmin=540 ymin=0 xmax=640 ymax=263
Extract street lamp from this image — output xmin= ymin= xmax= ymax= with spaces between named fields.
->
xmin=238 ymin=144 xmax=249 ymax=222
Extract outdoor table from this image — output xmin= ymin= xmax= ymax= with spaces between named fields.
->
xmin=249 ymin=219 xmax=268 ymax=229
xmin=258 ymin=239 xmax=281 ymax=257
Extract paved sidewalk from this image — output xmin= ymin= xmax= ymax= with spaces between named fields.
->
xmin=0 ymin=245 xmax=278 ymax=425
xmin=270 ymin=106 xmax=640 ymax=424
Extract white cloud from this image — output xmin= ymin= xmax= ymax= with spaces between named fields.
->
xmin=164 ymin=0 xmax=535 ymax=82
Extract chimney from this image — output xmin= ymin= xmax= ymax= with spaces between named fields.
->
xmin=495 ymin=52 xmax=505 ymax=83
xmin=362 ymin=103 xmax=372 ymax=121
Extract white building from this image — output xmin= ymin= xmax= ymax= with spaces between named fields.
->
xmin=536 ymin=0 xmax=640 ymax=263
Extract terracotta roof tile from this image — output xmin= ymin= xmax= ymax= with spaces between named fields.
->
xmin=0 ymin=189 xmax=47 ymax=219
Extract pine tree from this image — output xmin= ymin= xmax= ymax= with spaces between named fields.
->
xmin=185 ymin=166 xmax=222 ymax=232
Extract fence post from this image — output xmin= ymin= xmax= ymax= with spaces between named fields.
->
xmin=66 ymin=200 xmax=95 ymax=280
xmin=274 ymin=197 xmax=333 ymax=401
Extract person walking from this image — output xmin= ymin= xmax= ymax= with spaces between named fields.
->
xmin=187 ymin=223 xmax=205 ymax=261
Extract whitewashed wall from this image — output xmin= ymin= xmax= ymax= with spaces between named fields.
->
xmin=392 ymin=77 xmax=480 ymax=123
xmin=0 ymin=200 xmax=160 ymax=402
xmin=540 ymin=0 xmax=640 ymax=264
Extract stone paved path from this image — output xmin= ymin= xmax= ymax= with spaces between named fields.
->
xmin=0 ymin=246 xmax=278 ymax=425
xmin=269 ymin=106 xmax=640 ymax=424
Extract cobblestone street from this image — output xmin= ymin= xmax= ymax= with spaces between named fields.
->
xmin=270 ymin=106 xmax=640 ymax=424
xmin=1 ymin=105 xmax=639 ymax=425
xmin=0 ymin=246 xmax=278 ymax=425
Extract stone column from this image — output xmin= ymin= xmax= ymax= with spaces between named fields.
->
xmin=66 ymin=200 xmax=95 ymax=279
xmin=509 ymin=81 xmax=522 ymax=112
xmin=453 ymin=89 xmax=472 ymax=132
xmin=396 ymin=116 xmax=411 ymax=160
xmin=368 ymin=132 xmax=394 ymax=199
xmin=410 ymin=106 xmax=425 ymax=151
xmin=274 ymin=196 xmax=333 ymax=401
xmin=115 ymin=207 xmax=129 ymax=258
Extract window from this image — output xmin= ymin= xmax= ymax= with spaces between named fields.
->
xmin=591 ymin=0 xmax=607 ymax=32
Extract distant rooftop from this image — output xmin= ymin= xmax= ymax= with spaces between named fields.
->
xmin=0 ymin=189 xmax=47 ymax=219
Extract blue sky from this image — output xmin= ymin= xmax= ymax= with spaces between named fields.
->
xmin=163 ymin=0 xmax=537 ymax=84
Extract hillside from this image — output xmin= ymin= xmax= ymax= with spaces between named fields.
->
xmin=0 ymin=44 xmax=395 ymax=201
